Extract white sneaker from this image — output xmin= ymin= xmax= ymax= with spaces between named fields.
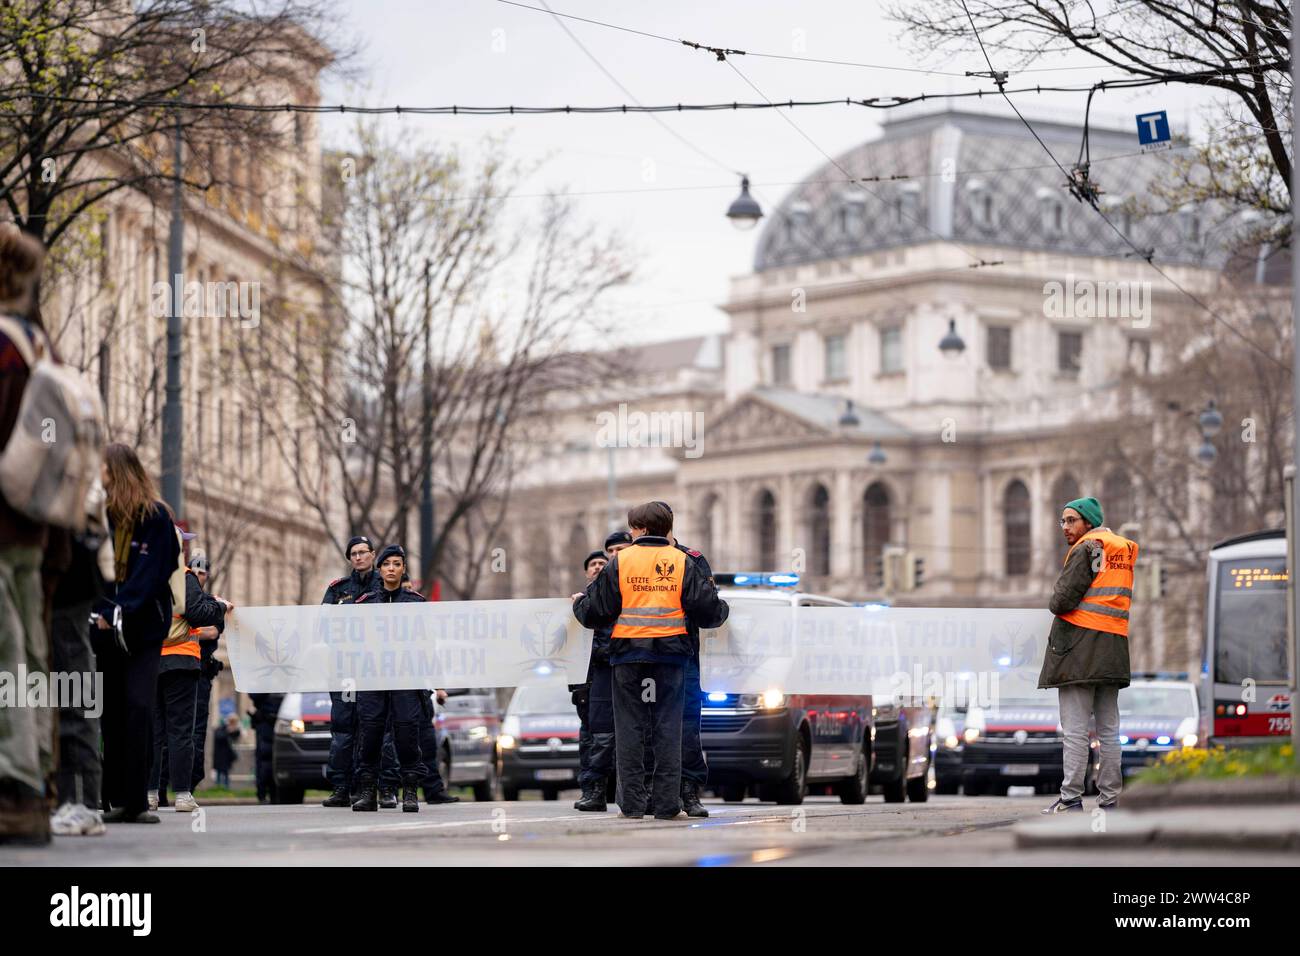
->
xmin=51 ymin=802 xmax=107 ymax=836
xmin=173 ymin=791 xmax=198 ymax=812
xmin=147 ymin=790 xmax=159 ymax=811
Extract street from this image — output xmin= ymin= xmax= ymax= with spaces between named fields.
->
xmin=5 ymin=794 xmax=1295 ymax=867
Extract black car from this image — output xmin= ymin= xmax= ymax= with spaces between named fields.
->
xmin=496 ymin=678 xmax=581 ymax=800
xmin=959 ymin=697 xmax=1097 ymax=796
xmin=271 ymin=690 xmax=453 ymax=804
xmin=702 ymin=580 xmax=905 ymax=805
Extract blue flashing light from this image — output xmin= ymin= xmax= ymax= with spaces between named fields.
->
xmin=858 ymin=602 xmax=889 ymax=612
xmin=1119 ymin=735 xmax=1130 ymax=745
xmin=997 ymin=656 xmax=1011 ymax=667
xmin=719 ymin=572 xmax=799 ymax=588
xmin=534 ymin=663 xmax=553 ymax=676
xmin=1156 ymin=735 xmax=1171 ymax=746
xmin=707 ymin=692 xmax=729 ymax=703
xmin=767 ymin=573 xmax=800 ymax=586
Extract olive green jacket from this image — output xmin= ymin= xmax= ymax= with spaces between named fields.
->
xmin=1037 ymin=536 xmax=1131 ymax=689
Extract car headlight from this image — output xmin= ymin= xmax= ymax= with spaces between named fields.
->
xmin=274 ymin=718 xmax=305 ymax=735
xmin=762 ymin=688 xmax=785 ymax=710
xmin=944 ymin=735 xmax=961 ymax=750
xmin=1181 ymin=734 xmax=1198 ymax=748
xmin=497 ymin=734 xmax=517 ymax=750
xmin=963 ymin=727 xmax=980 ymax=743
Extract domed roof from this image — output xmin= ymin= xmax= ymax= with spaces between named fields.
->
xmin=753 ymin=101 xmax=1221 ymax=273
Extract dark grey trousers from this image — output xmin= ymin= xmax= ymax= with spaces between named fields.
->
xmin=51 ymin=600 xmax=102 ymax=810
xmin=612 ymin=662 xmax=684 ymax=816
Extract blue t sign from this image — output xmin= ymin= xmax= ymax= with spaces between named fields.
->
xmin=1136 ymin=111 xmax=1170 ymax=149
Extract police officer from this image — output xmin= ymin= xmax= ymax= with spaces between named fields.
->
xmin=187 ymin=551 xmax=228 ymax=794
xmin=572 ymin=502 xmax=728 ymax=820
xmin=352 ymin=545 xmax=429 ymax=813
xmin=248 ymin=693 xmax=283 ymax=804
xmin=572 ymin=549 xmax=613 ymax=811
xmin=320 ymin=536 xmax=400 ymax=807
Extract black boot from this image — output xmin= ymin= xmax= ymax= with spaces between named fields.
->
xmin=424 ymin=789 xmax=460 ymax=804
xmin=574 ymin=779 xmax=608 ymax=812
xmin=402 ymin=779 xmax=420 ymax=813
xmin=681 ymin=781 xmax=709 ymax=818
xmin=351 ymin=785 xmax=378 ymax=812
xmin=322 ymin=785 xmax=351 ymax=808
xmin=378 ymin=787 xmax=398 ymax=809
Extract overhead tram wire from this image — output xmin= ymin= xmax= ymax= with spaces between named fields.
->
xmin=955 ymin=0 xmax=1288 ymax=372
xmin=495 ymin=0 xmax=1275 ymax=78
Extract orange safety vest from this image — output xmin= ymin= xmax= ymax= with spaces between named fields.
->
xmin=612 ymin=544 xmax=688 ymax=639
xmin=1058 ymin=528 xmax=1138 ymax=637
xmin=162 ymin=568 xmax=201 ymax=659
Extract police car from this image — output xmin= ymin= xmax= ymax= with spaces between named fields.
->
xmin=701 ymin=573 xmax=930 ymax=805
xmin=496 ymin=677 xmax=582 ymax=800
xmin=1118 ymin=674 xmax=1200 ymax=778
xmin=959 ymin=692 xmax=1099 ymax=796
xmin=271 ymin=690 xmax=458 ymax=803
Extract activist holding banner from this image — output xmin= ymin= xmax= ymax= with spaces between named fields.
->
xmin=351 ymin=544 xmax=429 ymax=813
xmin=572 ymin=501 xmax=728 ymax=821
xmin=1038 ymin=495 xmax=1136 ymax=815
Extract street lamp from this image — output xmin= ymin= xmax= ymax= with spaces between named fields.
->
xmin=1196 ymin=440 xmax=1217 ymax=465
xmin=868 ymin=441 xmax=887 ymax=466
xmin=938 ymin=318 xmax=966 ymax=358
xmin=726 ymin=175 xmax=763 ymax=230
xmin=1198 ymin=399 xmax=1223 ymax=438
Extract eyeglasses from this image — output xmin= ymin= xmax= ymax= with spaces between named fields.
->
xmin=1059 ymin=517 xmax=1084 ymax=527
xmin=349 ymin=548 xmax=373 ymax=558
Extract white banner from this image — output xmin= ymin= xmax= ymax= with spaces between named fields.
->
xmin=700 ymin=605 xmax=1054 ymax=703
xmin=225 ymin=599 xmax=593 ymax=693
xmin=226 ymin=598 xmax=1055 ymax=701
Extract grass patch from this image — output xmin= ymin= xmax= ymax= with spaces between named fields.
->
xmin=1133 ymin=743 xmax=1298 ymax=785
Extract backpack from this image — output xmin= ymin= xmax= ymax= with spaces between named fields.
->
xmin=164 ymin=530 xmax=192 ymax=647
xmin=0 ymin=314 xmax=105 ymax=532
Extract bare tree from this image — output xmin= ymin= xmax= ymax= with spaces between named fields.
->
xmin=254 ymin=122 xmax=630 ymax=595
xmin=0 ymin=0 xmax=353 ymax=251
xmin=887 ymin=1 xmax=1292 ymax=243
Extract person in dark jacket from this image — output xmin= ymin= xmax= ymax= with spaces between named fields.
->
xmin=351 ymin=545 xmax=429 ymax=813
xmin=573 ymin=502 xmax=728 ymax=820
xmin=670 ymin=531 xmax=716 ymax=819
xmin=93 ymin=444 xmax=181 ymax=824
xmin=187 ymin=552 xmax=231 ymax=792
xmin=572 ymin=548 xmax=615 ymax=811
xmin=320 ymin=535 xmax=400 ymax=807
xmin=211 ymin=713 xmax=241 ymax=788
xmin=1038 ymin=496 xmax=1135 ymax=815
xmin=248 ymin=693 xmax=283 ymax=803
xmin=148 ymin=538 xmax=228 ymax=813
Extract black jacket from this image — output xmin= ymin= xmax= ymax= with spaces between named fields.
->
xmin=321 ymin=567 xmax=382 ymax=605
xmin=572 ymin=536 xmax=728 ymax=665
xmin=95 ymin=503 xmax=180 ymax=651
xmin=356 ymin=583 xmax=427 ymax=604
xmin=162 ymin=570 xmax=228 ymax=673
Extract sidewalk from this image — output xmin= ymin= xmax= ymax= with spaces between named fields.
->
xmin=1013 ymin=803 xmax=1300 ymax=852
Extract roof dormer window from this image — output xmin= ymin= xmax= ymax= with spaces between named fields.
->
xmin=785 ymin=200 xmax=812 ymax=243
xmin=1179 ymin=205 xmax=1201 ymax=243
xmin=1036 ymin=187 xmax=1064 ymax=237
xmin=839 ymin=191 xmax=866 ymax=237
xmin=894 ymin=181 xmax=921 ymax=227
xmin=966 ymin=179 xmax=996 ymax=231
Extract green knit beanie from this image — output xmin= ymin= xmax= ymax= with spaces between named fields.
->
xmin=1064 ymin=496 xmax=1103 ymax=529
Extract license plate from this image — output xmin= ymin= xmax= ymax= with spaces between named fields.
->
xmin=1001 ymin=764 xmax=1038 ymax=776
xmin=534 ymin=769 xmax=572 ymax=781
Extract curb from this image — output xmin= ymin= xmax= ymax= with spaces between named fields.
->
xmin=1122 ymin=776 xmax=1300 ymax=809
xmin=1012 ymin=804 xmax=1300 ymax=852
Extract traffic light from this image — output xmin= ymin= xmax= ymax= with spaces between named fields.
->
xmin=870 ymin=553 xmax=884 ymax=590
xmin=911 ymin=554 xmax=925 ymax=589
xmin=1157 ymin=562 xmax=1168 ymax=598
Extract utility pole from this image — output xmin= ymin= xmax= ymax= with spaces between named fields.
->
xmin=419 ymin=258 xmax=435 ymax=592
xmin=606 ymin=444 xmax=619 ymax=532
xmin=161 ymin=114 xmax=184 ymax=518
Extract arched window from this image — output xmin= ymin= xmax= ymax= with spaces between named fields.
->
xmin=807 ymin=484 xmax=831 ymax=577
xmin=1050 ymin=472 xmax=1081 ymax=564
xmin=863 ymin=482 xmax=891 ymax=587
xmin=1102 ymin=470 xmax=1134 ymax=529
xmin=755 ymin=489 xmax=778 ymax=572
xmin=1004 ymin=480 xmax=1032 ymax=577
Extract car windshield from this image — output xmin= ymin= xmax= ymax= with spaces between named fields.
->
xmin=508 ymin=681 xmax=573 ymax=716
xmin=1119 ymin=686 xmax=1196 ymax=718
xmin=1214 ymin=557 xmax=1288 ymax=684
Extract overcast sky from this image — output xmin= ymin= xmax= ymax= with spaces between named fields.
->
xmin=317 ymin=0 xmax=1216 ymax=348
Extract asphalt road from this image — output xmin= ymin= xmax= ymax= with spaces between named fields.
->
xmin=5 ymin=792 xmax=1297 ymax=866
